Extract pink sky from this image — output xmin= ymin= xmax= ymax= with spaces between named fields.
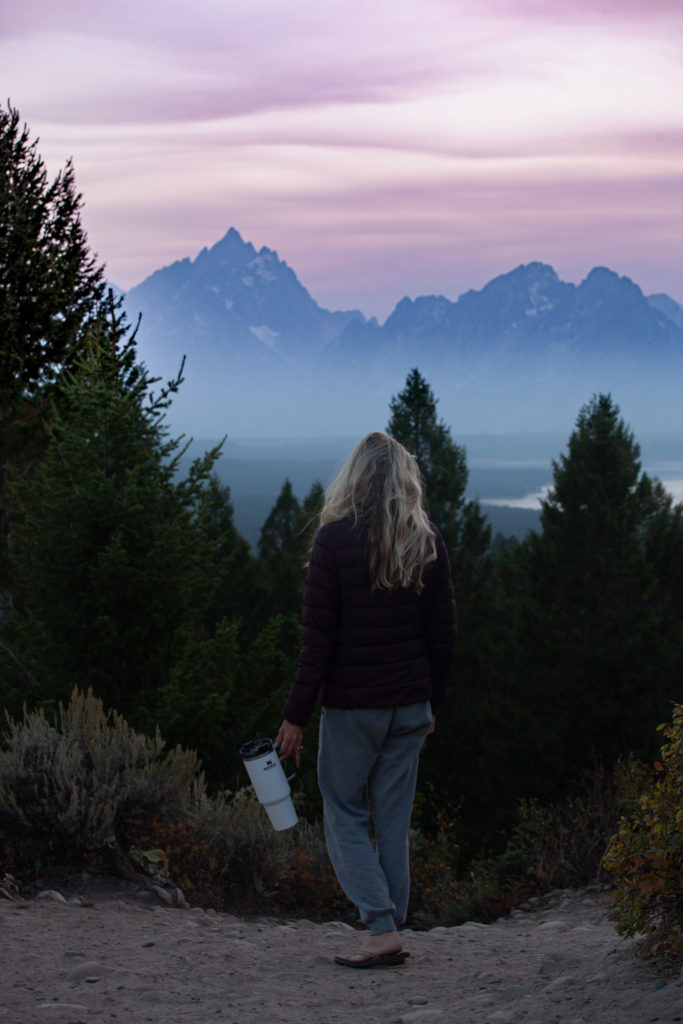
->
xmin=3 ymin=0 xmax=682 ymax=319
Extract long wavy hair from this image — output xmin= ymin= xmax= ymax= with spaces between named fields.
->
xmin=320 ymin=431 xmax=436 ymax=591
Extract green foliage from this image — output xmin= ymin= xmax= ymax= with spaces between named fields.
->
xmin=256 ymin=477 xmax=323 ymax=621
xmin=603 ymin=705 xmax=683 ymax=958
xmin=257 ymin=478 xmax=304 ymax=617
xmin=0 ymin=102 xmax=105 ymax=405
xmin=388 ymin=368 xmax=489 ymax=555
xmin=154 ymin=613 xmax=301 ymax=786
xmin=507 ymin=394 xmax=683 ymax=804
xmin=1 ymin=312 xmax=256 ymax=724
xmin=0 ymin=102 xmax=109 ymax=593
xmin=389 ymin=371 xmax=503 ymax=856
xmin=0 ymin=688 xmax=201 ymax=866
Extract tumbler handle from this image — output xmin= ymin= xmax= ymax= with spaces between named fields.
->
xmin=274 ymin=742 xmax=299 ymax=784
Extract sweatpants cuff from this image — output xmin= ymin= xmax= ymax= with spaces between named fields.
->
xmin=368 ymin=912 xmax=397 ymax=935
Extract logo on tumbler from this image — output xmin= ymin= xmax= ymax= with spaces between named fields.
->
xmin=265 ymin=758 xmax=276 ymax=769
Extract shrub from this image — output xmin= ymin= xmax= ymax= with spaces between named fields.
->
xmin=603 ymin=704 xmax=683 ymax=958
xmin=188 ymin=786 xmax=298 ymax=911
xmin=276 ymin=820 xmax=350 ymax=920
xmin=404 ymin=756 xmax=655 ymax=931
xmin=0 ymin=688 xmax=201 ymax=867
xmin=409 ymin=809 xmax=465 ymax=926
xmin=509 ymin=755 xmax=653 ymax=892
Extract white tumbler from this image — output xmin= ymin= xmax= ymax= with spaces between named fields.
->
xmin=240 ymin=738 xmax=299 ymax=831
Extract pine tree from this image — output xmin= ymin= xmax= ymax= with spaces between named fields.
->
xmin=1 ymin=307 xmax=232 ymax=718
xmin=387 ymin=370 xmax=503 ymax=852
xmin=0 ymin=102 xmax=105 ymax=406
xmin=256 ymin=478 xmax=315 ymax=619
xmin=388 ymin=368 xmax=469 ymax=549
xmin=1 ymin=102 xmax=108 ymax=587
xmin=520 ymin=394 xmax=683 ymax=779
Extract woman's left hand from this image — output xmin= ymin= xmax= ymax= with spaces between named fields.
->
xmin=275 ymin=719 xmax=305 ymax=767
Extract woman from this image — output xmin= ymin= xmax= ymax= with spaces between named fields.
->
xmin=276 ymin=431 xmax=456 ymax=968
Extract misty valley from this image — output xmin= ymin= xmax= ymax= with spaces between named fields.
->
xmin=180 ymin=431 xmax=683 ymax=548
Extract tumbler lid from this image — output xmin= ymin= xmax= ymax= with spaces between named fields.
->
xmin=240 ymin=737 xmax=274 ymax=760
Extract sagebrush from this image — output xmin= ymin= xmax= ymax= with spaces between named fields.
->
xmin=0 ymin=688 xmax=200 ymax=865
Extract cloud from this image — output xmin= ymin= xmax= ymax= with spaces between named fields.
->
xmin=3 ymin=0 xmax=681 ymax=314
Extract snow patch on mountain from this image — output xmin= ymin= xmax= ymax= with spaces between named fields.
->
xmin=525 ymin=281 xmax=556 ymax=317
xmin=250 ymin=325 xmax=279 ymax=349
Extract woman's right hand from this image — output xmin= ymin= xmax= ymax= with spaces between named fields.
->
xmin=275 ymin=719 xmax=305 ymax=767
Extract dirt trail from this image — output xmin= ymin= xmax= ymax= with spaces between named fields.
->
xmin=1 ymin=883 xmax=681 ymax=1024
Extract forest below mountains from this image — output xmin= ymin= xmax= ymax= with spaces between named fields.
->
xmin=1 ymin=104 xmax=683 ymax=943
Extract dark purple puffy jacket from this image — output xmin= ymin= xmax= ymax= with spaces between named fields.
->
xmin=282 ymin=518 xmax=457 ymax=726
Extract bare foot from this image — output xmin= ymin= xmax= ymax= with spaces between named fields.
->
xmin=339 ymin=929 xmax=403 ymax=963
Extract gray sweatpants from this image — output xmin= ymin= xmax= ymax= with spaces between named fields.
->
xmin=317 ymin=700 xmax=432 ymax=935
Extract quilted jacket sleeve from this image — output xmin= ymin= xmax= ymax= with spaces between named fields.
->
xmin=282 ymin=527 xmax=339 ymax=726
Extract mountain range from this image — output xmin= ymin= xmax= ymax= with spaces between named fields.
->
xmin=123 ymin=228 xmax=683 ymax=437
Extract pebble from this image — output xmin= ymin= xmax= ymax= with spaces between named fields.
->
xmin=36 ymin=1003 xmax=89 ymax=1013
xmin=397 ymin=1011 xmax=443 ymax=1022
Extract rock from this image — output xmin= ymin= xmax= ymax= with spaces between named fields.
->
xmin=135 ymin=889 xmax=157 ymax=903
xmin=324 ymin=923 xmax=357 ymax=938
xmin=540 ymin=950 xmax=579 ymax=974
xmin=36 ymin=890 xmax=67 ymax=903
xmin=499 ymin=985 xmax=525 ymax=1001
xmin=67 ymin=960 xmax=112 ymax=983
xmin=542 ymin=975 xmax=574 ymax=993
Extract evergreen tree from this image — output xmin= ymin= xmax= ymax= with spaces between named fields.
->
xmin=387 ymin=370 xmax=502 ymax=852
xmin=256 ymin=478 xmax=312 ymax=619
xmin=1 ymin=307 xmax=230 ymax=718
xmin=0 ymin=102 xmax=105 ymax=406
xmin=388 ymin=369 xmax=469 ymax=549
xmin=518 ymin=394 xmax=683 ymax=783
xmin=1 ymin=102 xmax=108 ymax=586
xmin=293 ymin=479 xmax=325 ymax=562
xmin=194 ymin=473 xmax=256 ymax=631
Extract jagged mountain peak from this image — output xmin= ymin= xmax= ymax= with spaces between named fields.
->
xmin=483 ymin=262 xmax=560 ymax=291
xmin=647 ymin=293 xmax=683 ymax=330
xmin=580 ymin=266 xmax=640 ymax=294
xmin=124 ymin=233 xmax=683 ymax=436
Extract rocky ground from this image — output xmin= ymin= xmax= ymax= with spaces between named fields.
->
xmin=1 ymin=880 xmax=681 ymax=1024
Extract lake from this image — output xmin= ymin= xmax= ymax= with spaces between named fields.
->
xmin=184 ymin=433 xmax=683 ymax=548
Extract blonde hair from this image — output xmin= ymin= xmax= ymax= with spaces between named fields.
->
xmin=320 ymin=431 xmax=436 ymax=592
